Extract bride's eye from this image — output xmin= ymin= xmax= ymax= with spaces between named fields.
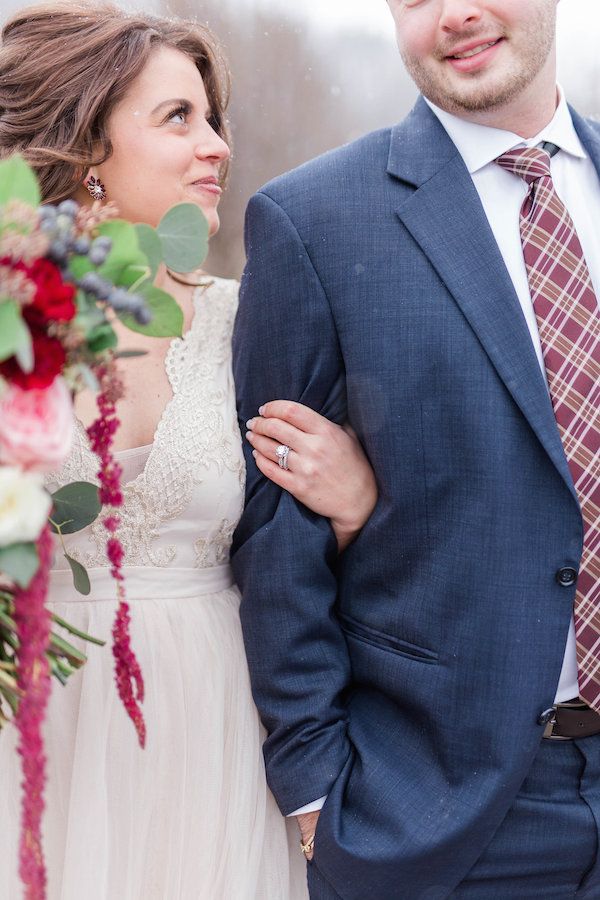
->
xmin=165 ymin=104 xmax=190 ymax=125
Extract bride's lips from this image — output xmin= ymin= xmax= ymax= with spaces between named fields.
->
xmin=189 ymin=176 xmax=222 ymax=197
xmin=445 ymin=37 xmax=504 ymax=74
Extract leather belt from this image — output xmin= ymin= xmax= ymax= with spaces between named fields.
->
xmin=543 ymin=699 xmax=600 ymax=740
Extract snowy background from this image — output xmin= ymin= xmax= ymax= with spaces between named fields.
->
xmin=2 ymin=0 xmax=598 ymax=275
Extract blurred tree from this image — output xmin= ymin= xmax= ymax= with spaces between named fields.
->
xmin=169 ymin=0 xmax=411 ymax=277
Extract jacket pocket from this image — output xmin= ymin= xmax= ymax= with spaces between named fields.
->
xmin=339 ymin=612 xmax=438 ymax=664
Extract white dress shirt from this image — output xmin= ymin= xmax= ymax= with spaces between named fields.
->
xmin=291 ymin=90 xmax=600 ymax=816
xmin=427 ymin=89 xmax=600 ymax=704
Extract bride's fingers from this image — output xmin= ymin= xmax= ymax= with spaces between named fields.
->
xmin=258 ymin=400 xmax=330 ymax=435
xmin=246 ymin=415 xmax=305 ymax=452
xmin=246 ymin=430 xmax=298 ymax=469
xmin=252 ymin=449 xmax=297 ymax=489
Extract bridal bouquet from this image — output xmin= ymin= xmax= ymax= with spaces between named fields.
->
xmin=0 ymin=155 xmax=208 ymax=898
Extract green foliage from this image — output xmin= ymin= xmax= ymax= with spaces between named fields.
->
xmin=69 ymin=254 xmax=93 ymax=281
xmin=0 ymin=155 xmax=40 ymax=208
xmin=64 ymin=554 xmax=91 ymax=596
xmin=86 ymin=322 xmax=118 ymax=353
xmin=0 ymin=542 xmax=39 ymax=588
xmin=50 ymin=482 xmax=101 ymax=535
xmin=97 ymin=220 xmax=148 ymax=283
xmin=119 ymin=284 xmax=183 ymax=338
xmin=157 ymin=203 xmax=209 ymax=273
xmin=134 ymin=223 xmax=162 ymax=280
xmin=0 ymin=300 xmax=32 ymax=368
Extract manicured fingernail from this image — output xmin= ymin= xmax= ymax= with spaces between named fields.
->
xmin=252 ymin=450 xmax=257 ymax=458
xmin=246 ymin=419 xmax=254 ymax=429
xmin=258 ymin=405 xmax=265 ymax=415
xmin=245 ymin=431 xmax=252 ymax=440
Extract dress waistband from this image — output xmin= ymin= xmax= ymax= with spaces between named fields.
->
xmin=48 ymin=564 xmax=235 ymax=602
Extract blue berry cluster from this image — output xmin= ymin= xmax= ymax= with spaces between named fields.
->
xmin=39 ymin=201 xmax=151 ymax=325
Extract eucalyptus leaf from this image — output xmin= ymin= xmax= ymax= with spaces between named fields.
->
xmin=116 ymin=263 xmax=152 ymax=291
xmin=0 ymin=542 xmax=39 ymax=588
xmin=157 ymin=203 xmax=209 ymax=273
xmin=64 ymin=553 xmax=91 ymax=596
xmin=97 ymin=220 xmax=147 ymax=283
xmin=50 ymin=482 xmax=101 ymax=535
xmin=119 ymin=284 xmax=183 ymax=338
xmin=0 ymin=155 xmax=40 ymax=207
xmin=135 ymin=223 xmax=163 ymax=279
xmin=0 ymin=300 xmax=31 ymax=366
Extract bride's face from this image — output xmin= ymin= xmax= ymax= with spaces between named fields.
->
xmin=94 ymin=46 xmax=230 ymax=235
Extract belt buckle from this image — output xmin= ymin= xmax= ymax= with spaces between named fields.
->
xmin=543 ymin=710 xmax=564 ymax=740
xmin=543 ymin=699 xmax=587 ymax=741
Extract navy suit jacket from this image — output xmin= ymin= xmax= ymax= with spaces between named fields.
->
xmin=231 ymin=98 xmax=600 ymax=898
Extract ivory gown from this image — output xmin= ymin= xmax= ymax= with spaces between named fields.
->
xmin=0 ymin=277 xmax=308 ymax=900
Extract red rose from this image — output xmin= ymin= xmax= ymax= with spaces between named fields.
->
xmin=0 ymin=256 xmax=76 ymax=325
xmin=26 ymin=258 xmax=76 ymax=324
xmin=0 ymin=328 xmax=66 ymax=390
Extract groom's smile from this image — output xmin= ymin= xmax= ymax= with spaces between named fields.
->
xmin=387 ymin=0 xmax=559 ymax=132
xmin=444 ymin=35 xmax=505 ymax=74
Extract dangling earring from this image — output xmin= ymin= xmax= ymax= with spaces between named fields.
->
xmin=86 ymin=175 xmax=107 ymax=201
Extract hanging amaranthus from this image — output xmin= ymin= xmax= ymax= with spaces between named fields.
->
xmin=14 ymin=526 xmax=53 ymax=898
xmin=87 ymin=359 xmax=146 ymax=747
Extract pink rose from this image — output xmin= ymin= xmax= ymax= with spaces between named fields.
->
xmin=0 ymin=377 xmax=74 ymax=473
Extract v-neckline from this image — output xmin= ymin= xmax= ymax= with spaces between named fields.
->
xmin=77 ymin=281 xmax=210 ymax=488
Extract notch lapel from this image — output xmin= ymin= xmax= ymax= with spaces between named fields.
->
xmin=389 ymin=99 xmax=577 ymax=501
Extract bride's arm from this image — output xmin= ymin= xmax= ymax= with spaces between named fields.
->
xmin=245 ymin=400 xmax=377 ymax=553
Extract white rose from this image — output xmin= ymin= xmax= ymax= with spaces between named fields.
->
xmin=0 ymin=466 xmax=52 ymax=547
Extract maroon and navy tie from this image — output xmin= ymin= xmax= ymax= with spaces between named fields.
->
xmin=496 ymin=147 xmax=600 ymax=710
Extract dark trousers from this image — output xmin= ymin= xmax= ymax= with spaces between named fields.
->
xmin=307 ymin=733 xmax=600 ymax=899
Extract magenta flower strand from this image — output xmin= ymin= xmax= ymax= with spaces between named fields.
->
xmin=14 ymin=525 xmax=53 ymax=900
xmin=87 ymin=361 xmax=146 ymax=747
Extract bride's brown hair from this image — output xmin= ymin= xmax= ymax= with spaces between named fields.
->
xmin=0 ymin=1 xmax=231 ymax=203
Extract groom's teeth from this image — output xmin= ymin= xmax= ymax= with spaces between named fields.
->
xmin=452 ymin=41 xmax=497 ymax=59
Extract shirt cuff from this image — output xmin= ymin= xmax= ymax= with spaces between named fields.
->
xmin=287 ymin=796 xmax=327 ymax=817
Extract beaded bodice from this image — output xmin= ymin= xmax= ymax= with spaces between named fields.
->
xmin=46 ymin=277 xmax=245 ymax=572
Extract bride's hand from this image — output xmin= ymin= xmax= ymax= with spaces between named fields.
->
xmin=245 ymin=400 xmax=377 ymax=552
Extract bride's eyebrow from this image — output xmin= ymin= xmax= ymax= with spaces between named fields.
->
xmin=150 ymin=97 xmax=193 ymax=115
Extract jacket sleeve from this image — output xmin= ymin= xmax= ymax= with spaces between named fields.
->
xmin=231 ymin=189 xmax=353 ymax=815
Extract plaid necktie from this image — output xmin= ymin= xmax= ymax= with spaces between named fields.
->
xmin=496 ymin=147 xmax=600 ymax=710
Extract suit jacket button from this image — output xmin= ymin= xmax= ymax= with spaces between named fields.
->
xmin=537 ymin=708 xmax=556 ymax=726
xmin=556 ymin=567 xmax=578 ymax=587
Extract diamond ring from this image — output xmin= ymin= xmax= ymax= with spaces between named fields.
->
xmin=275 ymin=444 xmax=291 ymax=470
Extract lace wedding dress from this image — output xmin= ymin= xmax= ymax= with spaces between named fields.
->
xmin=0 ymin=277 xmax=308 ymax=900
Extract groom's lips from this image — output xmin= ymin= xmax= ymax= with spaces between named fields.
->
xmin=445 ymin=37 xmax=504 ymax=74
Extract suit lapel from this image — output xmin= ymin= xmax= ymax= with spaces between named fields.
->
xmin=389 ymin=99 xmax=577 ymax=500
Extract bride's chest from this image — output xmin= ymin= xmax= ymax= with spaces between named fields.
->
xmin=49 ymin=279 xmax=246 ymax=569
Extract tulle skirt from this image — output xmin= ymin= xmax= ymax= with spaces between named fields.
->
xmin=0 ymin=565 xmax=308 ymax=900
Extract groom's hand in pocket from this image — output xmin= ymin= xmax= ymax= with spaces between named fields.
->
xmin=296 ymin=810 xmax=320 ymax=862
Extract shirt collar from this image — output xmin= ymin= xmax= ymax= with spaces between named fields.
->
xmin=425 ymin=87 xmax=587 ymax=174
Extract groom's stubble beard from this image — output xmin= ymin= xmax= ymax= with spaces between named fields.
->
xmin=398 ymin=6 xmax=557 ymax=116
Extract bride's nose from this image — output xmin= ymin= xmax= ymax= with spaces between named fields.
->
xmin=195 ymin=124 xmax=230 ymax=164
